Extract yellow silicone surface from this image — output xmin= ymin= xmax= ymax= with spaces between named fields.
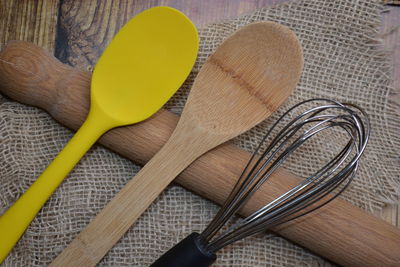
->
xmin=92 ymin=6 xmax=199 ymax=124
xmin=0 ymin=6 xmax=198 ymax=263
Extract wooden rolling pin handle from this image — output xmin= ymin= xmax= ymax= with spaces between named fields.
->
xmin=1 ymin=41 xmax=399 ymax=267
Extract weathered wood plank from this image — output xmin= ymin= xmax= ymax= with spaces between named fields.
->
xmin=56 ymin=0 xmax=399 ymax=230
xmin=0 ymin=0 xmax=397 ymax=264
xmin=0 ymin=0 xmax=59 ymax=51
xmin=381 ymin=6 xmax=400 ymax=105
xmin=55 ymin=0 xmax=399 ymax=263
xmin=0 ymin=0 xmax=59 ymax=105
xmin=55 ymin=0 xmax=288 ymax=68
xmin=380 ymin=5 xmax=400 ymax=227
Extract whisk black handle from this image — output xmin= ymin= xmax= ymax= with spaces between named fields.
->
xmin=151 ymin=232 xmax=216 ymax=267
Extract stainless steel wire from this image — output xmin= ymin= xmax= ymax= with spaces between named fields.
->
xmin=199 ymin=98 xmax=370 ymax=253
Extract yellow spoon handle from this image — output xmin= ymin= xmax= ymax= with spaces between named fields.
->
xmin=0 ymin=111 xmax=111 ymax=263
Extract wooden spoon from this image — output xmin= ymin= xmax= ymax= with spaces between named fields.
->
xmin=1 ymin=42 xmax=400 ymax=267
xmin=51 ymin=21 xmax=304 ymax=266
xmin=0 ymin=6 xmax=198 ymax=263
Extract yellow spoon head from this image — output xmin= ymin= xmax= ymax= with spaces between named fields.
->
xmin=91 ymin=6 xmax=198 ymax=125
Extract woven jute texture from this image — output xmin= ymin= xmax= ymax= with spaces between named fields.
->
xmin=1 ymin=0 xmax=399 ymax=266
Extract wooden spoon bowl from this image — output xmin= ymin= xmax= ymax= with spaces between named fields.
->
xmin=183 ymin=22 xmax=303 ymax=137
xmin=51 ymin=21 xmax=304 ymax=266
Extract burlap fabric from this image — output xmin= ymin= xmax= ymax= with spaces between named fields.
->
xmin=1 ymin=0 xmax=399 ymax=266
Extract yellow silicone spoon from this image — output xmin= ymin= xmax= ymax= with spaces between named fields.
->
xmin=0 ymin=6 xmax=198 ymax=262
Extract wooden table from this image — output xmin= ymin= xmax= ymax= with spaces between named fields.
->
xmin=0 ymin=0 xmax=399 ymax=264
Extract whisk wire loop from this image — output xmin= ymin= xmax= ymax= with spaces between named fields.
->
xmin=200 ymin=98 xmax=370 ymax=252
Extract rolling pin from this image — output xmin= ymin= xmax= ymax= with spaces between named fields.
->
xmin=0 ymin=41 xmax=399 ymax=266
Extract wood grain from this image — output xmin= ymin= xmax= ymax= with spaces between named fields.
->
xmin=55 ymin=0 xmax=287 ymax=68
xmin=0 ymin=0 xmax=59 ymax=51
xmin=381 ymin=6 xmax=400 ymax=109
xmin=55 ymin=0 xmax=400 ymax=243
xmin=0 ymin=0 xmax=399 ymax=266
xmin=50 ymin=22 xmax=303 ymax=266
xmin=1 ymin=41 xmax=399 ymax=267
xmin=0 ymin=0 xmax=59 ymax=107
xmin=380 ymin=5 xmax=400 ymax=228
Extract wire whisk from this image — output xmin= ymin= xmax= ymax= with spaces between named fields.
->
xmin=151 ymin=98 xmax=370 ymax=267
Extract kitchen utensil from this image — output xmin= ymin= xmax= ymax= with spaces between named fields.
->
xmin=50 ymin=21 xmax=304 ymax=266
xmin=0 ymin=6 xmax=198 ymax=262
xmin=1 ymin=42 xmax=400 ymax=267
xmin=151 ymin=98 xmax=370 ymax=267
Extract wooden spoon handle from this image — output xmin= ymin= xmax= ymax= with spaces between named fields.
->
xmin=1 ymin=41 xmax=399 ymax=267
xmin=51 ymin=119 xmax=221 ymax=266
